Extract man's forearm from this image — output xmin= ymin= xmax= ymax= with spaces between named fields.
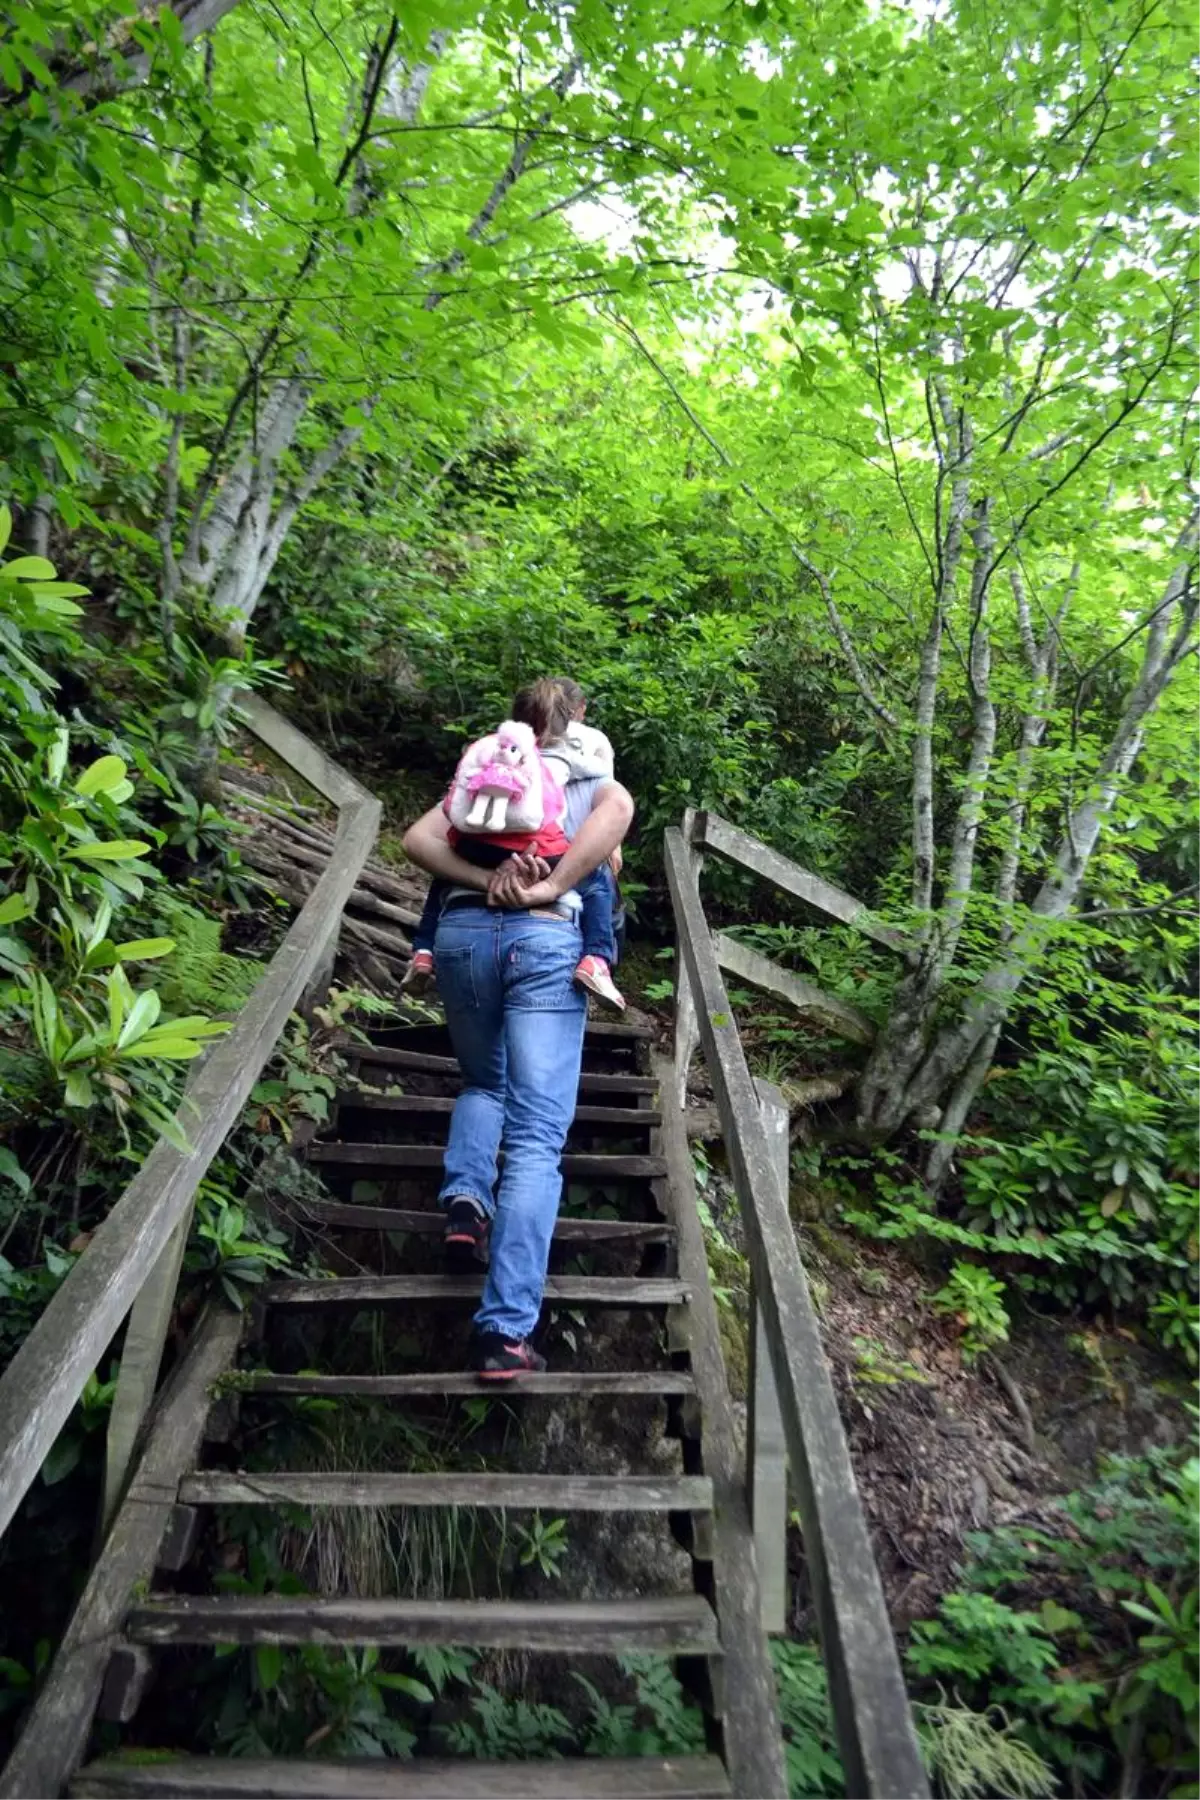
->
xmin=401 ymin=811 xmax=491 ymax=890
xmin=546 ymin=785 xmax=634 ymax=898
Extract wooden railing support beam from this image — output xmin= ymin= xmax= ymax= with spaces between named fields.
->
xmin=695 ymin=812 xmax=914 ymax=957
xmin=673 ymin=807 xmax=703 ymax=1113
xmin=748 ymin=1080 xmax=789 ymax=1635
xmin=100 ymin=1209 xmax=191 ymax=1529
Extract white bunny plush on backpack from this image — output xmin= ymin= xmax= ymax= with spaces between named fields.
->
xmin=447 ymin=720 xmax=564 ymax=835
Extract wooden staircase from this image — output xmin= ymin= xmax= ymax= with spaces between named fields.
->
xmin=64 ymin=1016 xmax=783 ymax=1799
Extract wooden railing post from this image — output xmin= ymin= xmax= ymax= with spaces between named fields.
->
xmin=300 ymin=912 xmax=339 ymax=1017
xmin=748 ymin=1079 xmax=789 ymax=1635
xmin=673 ymin=808 xmax=703 ymax=1113
xmin=100 ymin=1208 xmax=192 ymax=1529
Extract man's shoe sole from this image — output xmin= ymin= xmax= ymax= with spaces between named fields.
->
xmin=444 ymin=1231 xmax=489 ymax=1271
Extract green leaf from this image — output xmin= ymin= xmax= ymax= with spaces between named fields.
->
xmin=28 ymin=582 xmax=89 ymax=599
xmin=0 ymin=503 xmax=10 ymax=554
xmin=107 ymin=964 xmax=134 ymax=1041
xmin=47 ymin=726 xmax=68 ymax=786
xmin=40 ymin=1432 xmax=82 ymax=1487
xmin=0 ymin=1147 xmax=30 ymax=1194
xmin=29 ymin=972 xmax=59 ymax=1063
xmin=0 ymin=892 xmax=29 ymax=925
xmin=119 ymin=1038 xmax=204 ymax=1060
xmin=64 ymin=840 xmax=151 ymax=863
xmin=86 ymin=899 xmax=113 ymax=952
xmin=64 ymin=1069 xmax=96 ymax=1108
xmin=3 ymin=555 xmax=55 ymax=580
xmin=74 ymin=755 xmax=129 ymax=798
xmin=117 ymin=988 xmax=161 ymax=1048
xmin=114 ymin=938 xmax=176 ymax=962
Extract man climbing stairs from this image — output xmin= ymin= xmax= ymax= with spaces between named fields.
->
xmin=59 ymin=1016 xmax=786 ymax=1799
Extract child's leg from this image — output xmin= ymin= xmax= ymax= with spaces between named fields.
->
xmin=572 ymin=868 xmax=624 ymax=1011
xmin=411 ymin=879 xmax=445 ymax=957
xmin=576 ymin=866 xmax=617 ymax=964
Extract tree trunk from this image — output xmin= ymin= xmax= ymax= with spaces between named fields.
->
xmin=855 ymin=517 xmax=1198 ymax=1147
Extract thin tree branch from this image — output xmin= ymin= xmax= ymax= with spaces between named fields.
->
xmin=608 ymin=311 xmax=900 ymax=730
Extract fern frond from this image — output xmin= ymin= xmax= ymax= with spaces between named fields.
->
xmin=153 ymin=895 xmax=266 ymax=1015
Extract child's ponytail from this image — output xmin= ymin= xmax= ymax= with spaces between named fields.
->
xmin=511 ymin=678 xmax=573 ymax=746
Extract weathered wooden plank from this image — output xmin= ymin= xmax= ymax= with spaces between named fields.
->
xmin=695 ymin=813 xmax=913 ymax=957
xmin=585 ymin=1018 xmax=654 ymax=1041
xmin=346 ymin=1044 xmax=658 ymax=1096
xmin=0 ymin=1307 xmax=244 ymax=1800
xmin=0 ymin=707 xmax=380 ymax=1543
xmin=71 ymin=1754 xmax=733 ymax=1798
xmin=664 ymin=829 xmax=929 ymax=1800
xmin=238 ymin=1370 xmax=698 ymax=1398
xmin=345 ymin=1015 xmax=653 ymax=1054
xmin=289 ymin=1200 xmax=674 ymax=1245
xmin=127 ymin=1594 xmax=721 ymax=1653
xmin=101 ymin=1209 xmax=191 ymax=1528
xmin=748 ymin=1083 xmax=790 ymax=1637
xmin=306 ymin=1143 xmax=667 ymax=1180
xmin=336 ymin=1092 xmax=663 ymax=1129
xmin=179 ymin=1472 xmax=713 ymax=1512
xmin=96 ymin=1644 xmax=153 ymax=1726
xmin=263 ymin=1274 xmax=689 ymax=1308
xmin=673 ymin=807 xmax=703 ymax=1113
xmin=713 ymin=934 xmax=875 ymax=1045
xmin=652 ymin=1057 xmax=788 ymax=1800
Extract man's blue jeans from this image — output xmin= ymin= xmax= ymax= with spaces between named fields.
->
xmin=434 ymin=905 xmax=587 ymax=1341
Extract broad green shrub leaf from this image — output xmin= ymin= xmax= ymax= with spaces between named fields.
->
xmin=3 ymin=555 xmax=54 ymax=580
xmin=117 ymin=988 xmax=161 ymax=1048
xmin=0 ymin=1148 xmax=29 ymax=1194
xmin=64 ymin=839 xmax=150 ymax=863
xmin=74 ymin=755 xmax=129 ymax=798
xmin=114 ymin=938 xmax=175 ymax=962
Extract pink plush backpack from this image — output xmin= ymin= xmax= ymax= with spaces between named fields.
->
xmin=447 ymin=720 xmax=565 ymax=836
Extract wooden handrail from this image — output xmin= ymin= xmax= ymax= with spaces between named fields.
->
xmin=0 ymin=698 xmax=380 ymax=1543
xmin=664 ymin=824 xmax=929 ymax=1800
xmin=695 ymin=811 xmax=915 ymax=957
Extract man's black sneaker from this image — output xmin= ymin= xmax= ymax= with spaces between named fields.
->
xmin=468 ymin=1331 xmax=547 ymax=1382
xmin=443 ymin=1198 xmax=490 ymax=1270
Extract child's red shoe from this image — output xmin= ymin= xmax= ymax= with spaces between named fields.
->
xmin=574 ymin=955 xmax=625 ymax=1012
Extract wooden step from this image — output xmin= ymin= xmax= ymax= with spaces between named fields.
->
xmin=359 ymin=1019 xmax=654 ymax=1050
xmin=288 ymin=1200 xmax=673 ymax=1244
xmin=346 ymin=1044 xmax=659 ymax=1095
xmin=72 ymin=1753 xmax=733 ymax=1797
xmin=307 ymin=1143 xmax=667 ymax=1180
xmin=263 ymin=1274 xmax=688 ymax=1308
xmin=126 ymin=1594 xmax=721 ymax=1652
xmin=179 ymin=1472 xmax=713 ymax=1511
xmin=237 ymin=1370 xmax=698 ymax=1398
xmin=335 ymin=1092 xmax=663 ymax=1129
